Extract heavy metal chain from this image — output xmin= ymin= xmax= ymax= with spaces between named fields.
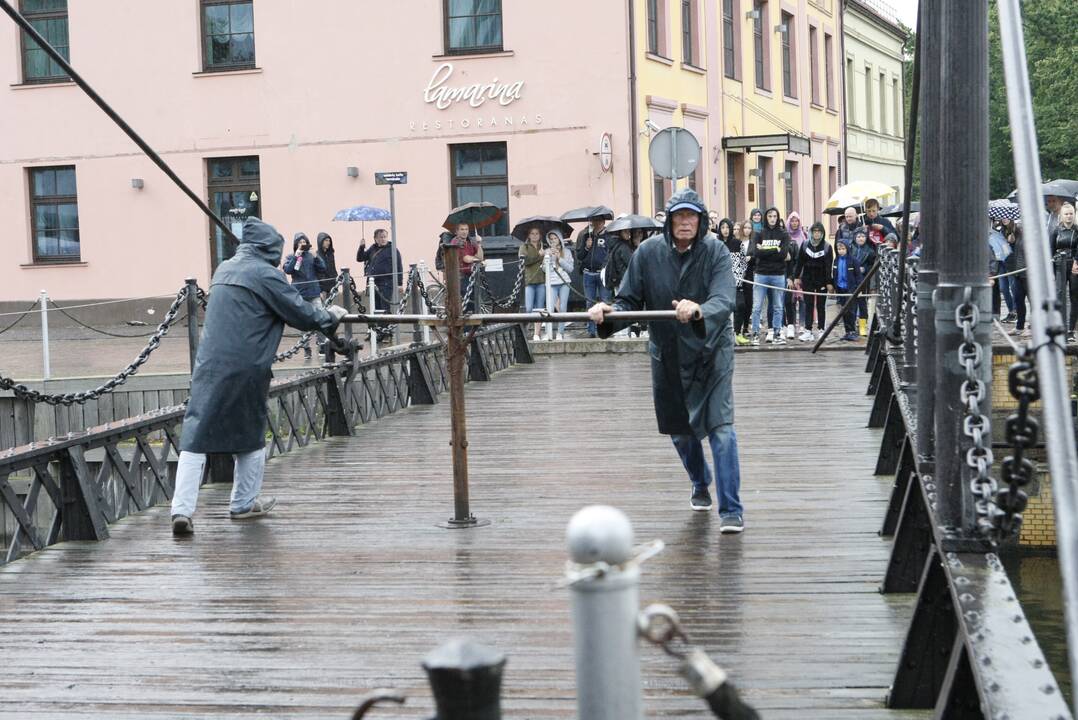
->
xmin=955 ymin=286 xmax=1000 ymax=537
xmin=273 ymin=273 xmax=344 ymax=362
xmin=0 ymin=286 xmax=191 ymax=406
xmin=480 ymin=260 xmax=526 ymax=310
xmin=460 ymin=268 xmax=477 ymax=311
xmin=904 ymin=256 xmax=919 ymax=351
xmin=996 ymin=349 xmax=1039 ymax=537
xmin=412 ymin=270 xmax=441 ymax=316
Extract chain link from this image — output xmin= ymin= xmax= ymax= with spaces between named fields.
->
xmin=955 ymin=286 xmax=1001 ymax=537
xmin=0 ymin=287 xmax=191 ymax=406
xmin=904 ymin=256 xmax=919 ymax=351
xmin=479 ymin=260 xmax=526 ymax=310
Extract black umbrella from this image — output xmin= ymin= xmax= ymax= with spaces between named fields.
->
xmin=443 ymin=202 xmax=504 ymax=232
xmin=880 ymin=201 xmax=920 ymax=218
xmin=510 ymin=216 xmax=574 ymax=242
xmin=823 ymin=204 xmax=860 ymax=216
xmin=1007 ymin=180 xmax=1078 ymax=201
xmin=560 ymin=205 xmax=615 ymax=223
xmin=605 ymin=214 xmax=663 ymax=234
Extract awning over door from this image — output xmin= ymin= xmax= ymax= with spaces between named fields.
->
xmin=721 ymin=133 xmax=811 ymax=156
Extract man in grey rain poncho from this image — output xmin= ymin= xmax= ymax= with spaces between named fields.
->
xmin=588 ymin=188 xmax=745 ymax=533
xmin=171 ymin=218 xmax=347 ymax=536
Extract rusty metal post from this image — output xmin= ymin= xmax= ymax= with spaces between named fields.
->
xmin=184 ymin=277 xmax=200 ymax=374
xmin=439 ymin=243 xmax=487 ymax=529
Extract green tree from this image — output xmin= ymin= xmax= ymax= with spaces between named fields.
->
xmin=900 ymin=23 xmax=919 ymax=200
xmin=988 ymin=0 xmax=1078 ymax=199
xmin=904 ymin=3 xmax=1077 ymax=200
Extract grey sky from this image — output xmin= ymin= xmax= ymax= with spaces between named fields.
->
xmin=890 ymin=0 xmax=918 ymax=29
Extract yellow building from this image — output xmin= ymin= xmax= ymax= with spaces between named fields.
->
xmin=631 ymin=0 xmax=845 ymax=224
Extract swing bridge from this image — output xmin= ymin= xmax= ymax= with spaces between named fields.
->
xmin=2 ymin=0 xmax=1078 ymax=717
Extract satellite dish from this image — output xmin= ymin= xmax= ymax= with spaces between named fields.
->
xmin=648 ymin=127 xmax=701 ymax=180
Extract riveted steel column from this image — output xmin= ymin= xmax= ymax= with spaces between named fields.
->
xmin=932 ymin=0 xmax=990 ymax=541
xmin=915 ymin=0 xmax=941 ymax=465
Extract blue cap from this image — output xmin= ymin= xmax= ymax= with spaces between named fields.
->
xmin=667 ymin=202 xmax=701 ymax=214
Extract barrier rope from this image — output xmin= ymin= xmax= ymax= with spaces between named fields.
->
xmin=0 ymin=287 xmax=192 ymax=406
xmin=0 ymin=301 xmax=40 ymax=336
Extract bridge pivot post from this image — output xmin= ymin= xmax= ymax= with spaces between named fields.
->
xmin=438 ymin=242 xmax=487 ymax=530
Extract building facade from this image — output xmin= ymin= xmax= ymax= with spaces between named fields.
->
xmin=842 ymin=0 xmax=907 ymax=200
xmin=2 ymin=0 xmax=844 ymax=304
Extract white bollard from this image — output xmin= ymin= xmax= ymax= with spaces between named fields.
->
xmin=418 ymin=261 xmax=432 ymax=345
xmin=544 ymin=255 xmax=554 ymax=340
xmin=39 ymin=290 xmax=50 ymax=380
xmin=368 ymin=276 xmax=378 ymax=358
xmin=566 ymin=505 xmax=643 ymax=720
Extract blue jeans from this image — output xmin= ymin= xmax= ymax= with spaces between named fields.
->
xmin=583 ymin=271 xmax=612 ymax=336
xmin=671 ymin=426 xmax=743 ymax=518
xmin=550 ymin=283 xmax=571 ymax=334
xmin=998 ymin=275 xmax=1015 ymax=314
xmin=524 ymin=284 xmax=546 ymax=312
xmin=751 ymin=274 xmax=785 ymax=334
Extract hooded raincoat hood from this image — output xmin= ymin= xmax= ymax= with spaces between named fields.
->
xmin=787 ymin=212 xmax=808 ymax=246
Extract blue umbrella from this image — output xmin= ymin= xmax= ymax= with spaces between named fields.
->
xmin=333 ymin=205 xmax=391 ymax=222
xmin=333 ymin=205 xmax=391 ymax=240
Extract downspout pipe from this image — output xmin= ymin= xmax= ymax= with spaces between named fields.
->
xmin=628 ymin=0 xmax=640 ymax=214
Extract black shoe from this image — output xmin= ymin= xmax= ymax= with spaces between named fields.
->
xmin=690 ymin=489 xmax=713 ymax=511
xmin=719 ymin=515 xmax=745 ymax=534
xmin=172 ymin=515 xmax=193 ymax=536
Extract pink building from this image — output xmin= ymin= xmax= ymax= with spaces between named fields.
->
xmin=1 ymin=0 xmax=843 ymax=305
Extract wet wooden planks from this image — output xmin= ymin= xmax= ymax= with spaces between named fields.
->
xmin=0 ymin=352 xmax=925 ymax=719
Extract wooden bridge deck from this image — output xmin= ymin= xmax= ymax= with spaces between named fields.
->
xmin=0 ymin=352 xmax=924 ymax=719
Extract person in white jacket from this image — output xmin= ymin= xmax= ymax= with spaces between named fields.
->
xmin=545 ymin=230 xmax=575 ymax=340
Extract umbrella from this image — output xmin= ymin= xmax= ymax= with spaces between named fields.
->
xmin=988 ymin=199 xmax=1021 ymax=221
xmin=823 ymin=204 xmax=860 ymax=216
xmin=605 ymin=214 xmax=663 ymax=234
xmin=333 ymin=204 xmax=392 ymax=239
xmin=443 ymin=202 xmax=504 ymax=232
xmin=560 ymin=205 xmax=615 ymax=223
xmin=824 ymin=181 xmax=898 ymax=213
xmin=880 ymin=202 xmax=920 ymax=218
xmin=1007 ymin=180 xmax=1078 ymax=201
xmin=511 ymin=216 xmax=574 ymax=242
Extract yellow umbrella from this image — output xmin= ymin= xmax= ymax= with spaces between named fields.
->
xmin=824 ymin=181 xmax=898 ymax=213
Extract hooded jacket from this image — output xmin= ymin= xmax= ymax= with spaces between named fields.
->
xmin=181 ymin=218 xmax=340 ymax=454
xmin=546 ymin=231 xmax=575 ymax=287
xmin=849 ymin=236 xmax=876 ymax=286
xmin=599 ymin=188 xmax=736 ymax=438
xmin=794 ymin=223 xmax=834 ymax=288
xmin=786 ymin=212 xmax=808 ymax=246
xmin=315 ymin=232 xmax=338 ymax=294
xmin=283 ymin=233 xmax=327 ymax=300
xmin=749 ymin=209 xmax=764 ymax=235
xmin=748 ymin=208 xmax=791 ymax=277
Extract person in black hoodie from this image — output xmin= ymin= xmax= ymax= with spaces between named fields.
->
xmin=747 ymin=207 xmax=791 ymax=345
xmin=315 ymin=232 xmax=337 ymax=298
xmin=793 ymin=222 xmax=834 ymax=341
xmin=283 ymin=232 xmax=327 ymax=359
